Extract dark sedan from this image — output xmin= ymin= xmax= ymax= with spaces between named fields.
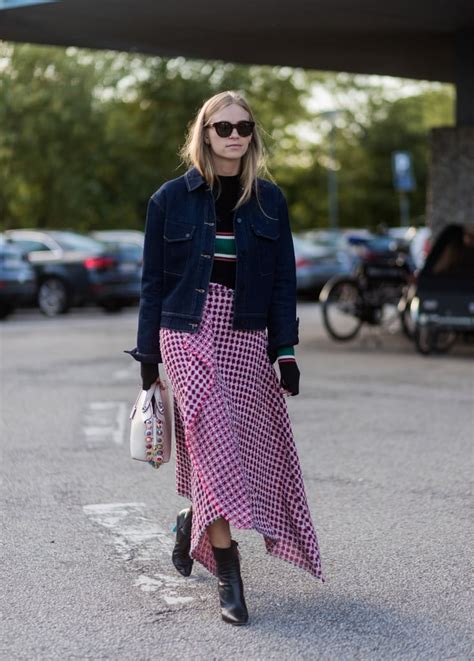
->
xmin=0 ymin=236 xmax=37 ymax=319
xmin=4 ymin=230 xmax=142 ymax=316
xmin=293 ymin=234 xmax=355 ymax=298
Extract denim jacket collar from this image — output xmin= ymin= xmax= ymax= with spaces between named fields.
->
xmin=184 ymin=165 xmax=255 ymax=196
xmin=184 ymin=166 xmax=207 ymax=192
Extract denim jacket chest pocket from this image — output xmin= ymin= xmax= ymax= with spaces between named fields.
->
xmin=250 ymin=220 xmax=280 ymax=276
xmin=163 ymin=219 xmax=196 ymax=276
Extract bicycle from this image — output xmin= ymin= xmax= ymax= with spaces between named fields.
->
xmin=319 ymin=237 xmax=414 ymax=342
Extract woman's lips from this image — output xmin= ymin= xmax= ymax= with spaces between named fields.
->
xmin=226 ymin=144 xmax=242 ymax=148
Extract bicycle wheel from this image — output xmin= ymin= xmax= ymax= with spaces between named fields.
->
xmin=398 ymin=293 xmax=416 ymax=339
xmin=321 ymin=277 xmax=363 ymax=341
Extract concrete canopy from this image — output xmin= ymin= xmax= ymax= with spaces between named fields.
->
xmin=0 ymin=0 xmax=473 ymax=83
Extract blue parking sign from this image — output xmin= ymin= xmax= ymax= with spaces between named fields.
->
xmin=392 ymin=151 xmax=415 ymax=192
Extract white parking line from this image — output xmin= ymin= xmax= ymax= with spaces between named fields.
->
xmin=83 ymin=502 xmax=196 ymax=605
xmin=83 ymin=401 xmax=128 ymax=446
xmin=134 ymin=574 xmax=194 ymax=604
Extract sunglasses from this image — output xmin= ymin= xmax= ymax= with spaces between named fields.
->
xmin=205 ymin=120 xmax=255 ymax=138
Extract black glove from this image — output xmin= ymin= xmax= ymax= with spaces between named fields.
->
xmin=279 ymin=361 xmax=300 ymax=396
xmin=267 ymin=346 xmax=278 ymax=365
xmin=141 ymin=362 xmax=159 ymax=390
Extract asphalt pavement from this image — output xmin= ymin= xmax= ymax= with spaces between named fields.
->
xmin=1 ymin=304 xmax=472 ymax=660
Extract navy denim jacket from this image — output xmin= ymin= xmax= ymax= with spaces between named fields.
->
xmin=126 ymin=166 xmax=299 ymax=365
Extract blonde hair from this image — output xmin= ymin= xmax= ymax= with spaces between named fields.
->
xmin=179 ymin=90 xmax=271 ymax=210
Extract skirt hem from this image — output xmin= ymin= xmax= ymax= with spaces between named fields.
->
xmin=176 ymin=488 xmax=325 ymax=582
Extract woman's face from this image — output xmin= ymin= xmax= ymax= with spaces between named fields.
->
xmin=204 ymin=103 xmax=253 ymax=168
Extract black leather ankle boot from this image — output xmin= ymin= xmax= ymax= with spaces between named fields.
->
xmin=212 ymin=540 xmax=249 ymax=625
xmin=172 ymin=506 xmax=193 ymax=577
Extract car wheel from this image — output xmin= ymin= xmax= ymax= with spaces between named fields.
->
xmin=38 ymin=278 xmax=70 ymax=317
xmin=432 ymin=330 xmax=457 ymax=354
xmin=414 ymin=326 xmax=433 ymax=355
xmin=0 ymin=304 xmax=15 ymax=320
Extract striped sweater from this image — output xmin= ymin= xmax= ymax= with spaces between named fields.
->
xmin=210 ymin=174 xmax=295 ymax=366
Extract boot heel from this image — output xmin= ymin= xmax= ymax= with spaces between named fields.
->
xmin=172 ymin=506 xmax=194 ymax=577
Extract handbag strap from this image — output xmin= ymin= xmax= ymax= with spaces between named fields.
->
xmin=142 ymin=379 xmax=168 ymax=410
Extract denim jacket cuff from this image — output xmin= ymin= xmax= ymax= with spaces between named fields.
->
xmin=124 ymin=348 xmax=162 ymax=364
xmin=267 ymin=318 xmax=299 ymax=355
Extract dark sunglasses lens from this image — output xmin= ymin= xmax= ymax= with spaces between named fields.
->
xmin=236 ymin=121 xmax=254 ymax=137
xmin=212 ymin=121 xmax=254 ymax=137
xmin=214 ymin=122 xmax=233 ymax=138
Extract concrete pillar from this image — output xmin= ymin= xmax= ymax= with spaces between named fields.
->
xmin=455 ymin=29 xmax=474 ymax=127
xmin=427 ymin=127 xmax=474 ymax=238
xmin=426 ymin=29 xmax=474 ymax=238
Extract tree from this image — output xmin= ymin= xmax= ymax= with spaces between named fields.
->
xmin=0 ymin=43 xmax=454 ymax=232
xmin=0 ymin=43 xmax=111 ymax=229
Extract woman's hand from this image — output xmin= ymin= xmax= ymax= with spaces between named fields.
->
xmin=141 ymin=363 xmax=159 ymax=390
xmin=279 ymin=361 xmax=300 ymax=396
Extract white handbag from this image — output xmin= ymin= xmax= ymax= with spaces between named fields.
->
xmin=129 ymin=379 xmax=173 ymax=469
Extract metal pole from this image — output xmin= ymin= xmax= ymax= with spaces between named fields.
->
xmin=399 ymin=190 xmax=410 ymax=226
xmin=327 ymin=114 xmax=339 ymax=232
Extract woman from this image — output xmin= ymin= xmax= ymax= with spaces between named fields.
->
xmin=127 ymin=90 xmax=324 ymax=625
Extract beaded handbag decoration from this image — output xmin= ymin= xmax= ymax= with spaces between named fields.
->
xmin=129 ymin=379 xmax=172 ymax=469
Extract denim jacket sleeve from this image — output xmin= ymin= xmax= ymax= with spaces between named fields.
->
xmin=124 ymin=194 xmax=164 ymax=364
xmin=266 ymin=189 xmax=299 ymax=359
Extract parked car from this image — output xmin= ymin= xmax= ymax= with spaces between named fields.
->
xmin=386 ymin=226 xmax=416 ymax=241
xmin=409 ymin=224 xmax=474 ymax=355
xmin=4 ymin=229 xmax=142 ymax=316
xmin=0 ymin=235 xmax=37 ymax=319
xmin=90 ymin=230 xmax=144 ymax=248
xmin=293 ymin=234 xmax=354 ymax=297
xmin=89 ymin=232 xmax=144 ymax=281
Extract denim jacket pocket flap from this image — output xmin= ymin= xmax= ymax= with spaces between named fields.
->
xmin=250 ymin=222 xmax=280 ymax=241
xmin=164 ymin=220 xmax=196 ymax=243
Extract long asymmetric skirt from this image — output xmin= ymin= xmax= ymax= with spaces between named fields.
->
xmin=159 ymin=281 xmax=324 ymax=582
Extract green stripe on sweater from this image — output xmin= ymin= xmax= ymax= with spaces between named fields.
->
xmin=277 ymin=346 xmax=295 ymax=361
xmin=215 ymin=235 xmax=236 ymax=257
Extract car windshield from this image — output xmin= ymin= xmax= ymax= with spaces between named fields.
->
xmin=49 ymin=231 xmax=102 ymax=252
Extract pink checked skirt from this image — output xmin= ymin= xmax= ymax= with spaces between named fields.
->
xmin=160 ymin=281 xmax=324 ymax=581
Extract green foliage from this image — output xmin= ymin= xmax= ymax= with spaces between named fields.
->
xmin=336 ymin=88 xmax=454 ymax=228
xmin=0 ymin=43 xmax=454 ymax=233
xmin=0 ymin=43 xmax=107 ymax=229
